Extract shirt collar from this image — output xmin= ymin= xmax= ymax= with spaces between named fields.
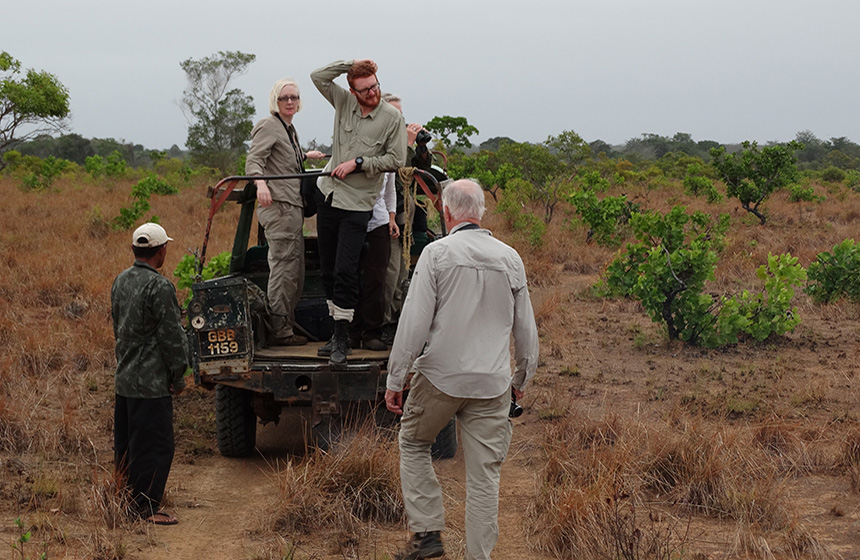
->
xmin=449 ymin=222 xmax=485 ymax=234
xmin=353 ymin=100 xmax=382 ymax=120
xmin=133 ymin=260 xmax=160 ymax=274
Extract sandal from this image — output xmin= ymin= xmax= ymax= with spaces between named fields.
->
xmin=145 ymin=511 xmax=179 ymax=525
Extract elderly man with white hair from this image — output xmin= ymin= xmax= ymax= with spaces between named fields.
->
xmin=385 ymin=179 xmax=539 ymax=560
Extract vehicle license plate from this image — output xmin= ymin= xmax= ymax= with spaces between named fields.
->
xmin=199 ymin=327 xmax=246 ymax=358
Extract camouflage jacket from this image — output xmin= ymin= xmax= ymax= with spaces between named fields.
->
xmin=111 ymin=261 xmax=188 ymax=398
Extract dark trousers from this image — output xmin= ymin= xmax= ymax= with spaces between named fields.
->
xmin=315 ymin=189 xmax=372 ymax=311
xmin=114 ymin=394 xmax=175 ymax=518
xmin=352 ymin=224 xmax=392 ymax=340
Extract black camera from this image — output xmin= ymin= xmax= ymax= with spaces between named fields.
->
xmin=509 ymin=391 xmax=523 ymax=418
xmin=415 ymin=129 xmax=432 ymax=145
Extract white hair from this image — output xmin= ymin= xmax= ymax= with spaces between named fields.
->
xmin=268 ymin=78 xmax=302 ymax=115
xmin=442 ymin=179 xmax=485 ymax=222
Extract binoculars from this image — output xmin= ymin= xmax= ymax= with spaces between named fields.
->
xmin=509 ymin=393 xmax=523 ymax=418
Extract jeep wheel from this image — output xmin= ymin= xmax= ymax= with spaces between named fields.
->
xmin=215 ymin=385 xmax=256 ymax=457
xmin=431 ymin=417 xmax=457 ymax=459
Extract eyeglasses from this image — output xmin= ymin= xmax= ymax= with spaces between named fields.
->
xmin=278 ymin=95 xmax=300 ymax=103
xmin=352 ymin=83 xmax=380 ymax=96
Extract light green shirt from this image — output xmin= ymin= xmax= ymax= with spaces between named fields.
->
xmin=311 ymin=60 xmax=407 ymax=211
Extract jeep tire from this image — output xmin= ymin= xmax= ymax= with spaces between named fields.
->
xmin=215 ymin=385 xmax=256 ymax=457
xmin=431 ymin=417 xmax=457 ymax=459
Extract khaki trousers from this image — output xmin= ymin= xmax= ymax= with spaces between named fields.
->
xmin=398 ymin=373 xmax=512 ymax=560
xmin=257 ymin=201 xmax=304 ymax=338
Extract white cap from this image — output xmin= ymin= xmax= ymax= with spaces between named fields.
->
xmin=132 ymin=223 xmax=173 ymax=248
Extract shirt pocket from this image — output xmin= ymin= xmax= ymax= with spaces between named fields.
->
xmin=358 ymin=136 xmax=383 ymax=155
xmin=337 ymin=119 xmax=355 ymax=146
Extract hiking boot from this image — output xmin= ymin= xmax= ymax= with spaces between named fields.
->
xmin=394 ymin=531 xmax=444 ymax=560
xmin=270 ymin=334 xmax=307 ymax=346
xmin=317 ymin=335 xmax=352 ymax=357
xmin=362 ymin=337 xmax=388 ymax=351
xmin=329 ymin=320 xmax=350 ymax=366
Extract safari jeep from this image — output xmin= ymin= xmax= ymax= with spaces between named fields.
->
xmin=185 ymin=171 xmax=457 ymax=458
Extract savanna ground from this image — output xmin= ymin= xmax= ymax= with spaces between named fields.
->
xmin=2 ymin=171 xmax=860 ymax=560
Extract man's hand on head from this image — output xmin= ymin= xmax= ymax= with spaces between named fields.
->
xmin=353 ymin=59 xmax=377 ymax=72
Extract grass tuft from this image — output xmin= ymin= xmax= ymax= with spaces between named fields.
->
xmin=256 ymin=418 xmax=402 ymax=539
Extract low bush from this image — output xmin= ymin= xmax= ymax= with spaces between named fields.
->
xmin=805 ymin=238 xmax=860 ymax=303
xmin=112 ymin=174 xmax=179 ymax=230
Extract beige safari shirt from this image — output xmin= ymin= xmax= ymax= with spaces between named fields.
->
xmin=245 ymin=114 xmax=304 ymax=207
xmin=387 ymin=223 xmax=540 ymax=399
xmin=311 ymin=60 xmax=407 ymax=211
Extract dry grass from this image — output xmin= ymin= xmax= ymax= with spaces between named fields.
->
xmin=3 ymin=173 xmax=860 ymax=557
xmin=0 ymin=173 xmax=228 ymax=554
xmin=254 ymin=418 xmax=402 ymax=541
xmin=524 ymin=407 xmax=853 ymax=559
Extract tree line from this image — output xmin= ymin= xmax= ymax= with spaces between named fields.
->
xmin=4 ymin=49 xmax=860 ymax=177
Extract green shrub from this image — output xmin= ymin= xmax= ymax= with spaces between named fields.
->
xmin=599 ymin=206 xmax=730 ymax=346
xmin=845 ymin=170 xmax=860 ymax=191
xmin=113 ymin=174 xmax=179 ymax=230
xmin=820 ymin=166 xmax=846 ymax=183
xmin=85 ymin=150 xmax=127 ymax=180
xmin=788 ymin=183 xmax=824 ymax=203
xmin=175 ymin=251 xmax=232 ymax=304
xmin=18 ymin=155 xmax=70 ymax=191
xmin=805 ymin=239 xmax=860 ymax=303
xmin=496 ymin=178 xmax=547 ymax=247
xmin=132 ymin=174 xmax=178 ymax=196
xmin=85 ymin=154 xmax=105 ymax=178
xmin=683 ymin=163 xmax=722 ymax=203
xmin=711 ymin=140 xmax=803 ymax=225
xmin=2 ymin=149 xmax=23 ymax=171
xmin=729 ymin=253 xmax=806 ymax=341
xmin=599 ymin=208 xmax=805 ymax=347
xmin=567 ymin=173 xmax=639 ymax=247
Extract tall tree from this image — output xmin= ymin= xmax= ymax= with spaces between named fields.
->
xmin=545 ymin=130 xmax=591 ymax=174
xmin=180 ymin=51 xmax=255 ymax=173
xmin=0 ymin=52 xmax=70 ymax=170
xmin=424 ymin=115 xmax=479 ymax=150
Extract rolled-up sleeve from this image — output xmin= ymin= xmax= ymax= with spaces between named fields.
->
xmin=311 ymin=60 xmax=352 ymax=108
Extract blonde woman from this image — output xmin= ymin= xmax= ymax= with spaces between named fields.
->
xmin=245 ymin=78 xmax=324 ymax=346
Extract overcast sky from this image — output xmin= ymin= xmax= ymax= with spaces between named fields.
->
xmin=7 ymin=0 xmax=860 ymax=150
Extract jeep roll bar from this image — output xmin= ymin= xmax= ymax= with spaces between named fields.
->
xmin=198 ymin=167 xmax=447 ymax=275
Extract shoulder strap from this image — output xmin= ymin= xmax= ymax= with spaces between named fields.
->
xmin=275 ymin=114 xmax=305 ymax=171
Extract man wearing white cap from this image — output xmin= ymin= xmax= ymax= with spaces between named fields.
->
xmin=111 ymin=222 xmax=188 ymax=525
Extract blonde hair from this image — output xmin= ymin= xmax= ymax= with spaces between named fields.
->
xmin=268 ymin=78 xmax=302 ymax=115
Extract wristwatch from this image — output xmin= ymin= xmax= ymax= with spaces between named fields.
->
xmin=355 ymin=157 xmax=364 ymax=171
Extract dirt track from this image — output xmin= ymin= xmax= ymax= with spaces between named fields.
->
xmin=121 ymin=410 xmax=542 ymax=559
